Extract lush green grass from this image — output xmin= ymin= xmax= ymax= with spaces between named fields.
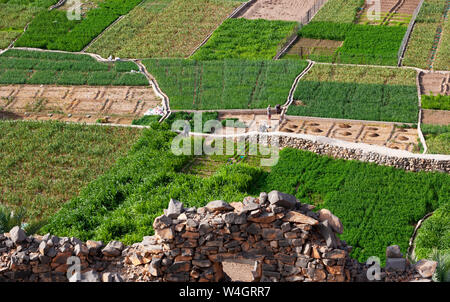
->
xmin=403 ymin=0 xmax=448 ymax=69
xmin=191 ymin=18 xmax=298 ymax=60
xmin=41 ymin=124 xmax=449 ymax=264
xmin=0 ymin=120 xmax=142 ymax=225
xmin=422 ymin=94 xmax=450 ymax=110
xmin=14 ymin=0 xmax=141 ymax=51
xmin=87 ymin=0 xmax=243 ymax=59
xmin=41 ymin=124 xmax=264 ymax=244
xmin=422 ymin=124 xmax=450 ymax=155
xmin=256 ymin=148 xmax=449 ymax=265
xmin=298 ymin=22 xmax=407 ymax=66
xmin=0 ymin=49 xmax=148 ymax=85
xmin=142 ymin=59 xmax=308 ymax=109
xmin=287 ymin=64 xmax=419 ymax=123
xmin=311 ymin=0 xmax=363 ymax=23
xmin=414 ymin=204 xmax=450 ymax=260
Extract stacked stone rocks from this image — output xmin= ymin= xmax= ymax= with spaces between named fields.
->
xmin=123 ymin=191 xmax=354 ymax=282
xmin=247 ymin=134 xmax=450 ymax=173
xmin=0 ymin=191 xmax=439 ymax=282
xmin=0 ymin=227 xmax=124 ymax=282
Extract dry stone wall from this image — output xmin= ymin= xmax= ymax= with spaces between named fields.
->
xmin=0 ymin=191 xmax=438 ymax=282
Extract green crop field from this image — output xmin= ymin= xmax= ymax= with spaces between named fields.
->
xmin=422 ymin=94 xmax=450 ymax=111
xmin=0 ymin=49 xmax=148 ymax=85
xmin=287 ymin=64 xmax=419 ymax=123
xmin=14 ymin=0 xmax=141 ymax=52
xmin=87 ymin=0 xmax=243 ymax=59
xmin=0 ymin=0 xmax=58 ymax=48
xmin=434 ymin=17 xmax=450 ymax=71
xmin=297 ymin=22 xmax=407 ymax=66
xmin=403 ymin=0 xmax=448 ymax=69
xmin=257 ymin=147 xmax=449 ymax=264
xmin=143 ymin=58 xmax=308 ymax=109
xmin=312 ymin=0 xmax=362 ymax=23
xmin=191 ymin=18 xmax=298 ymax=60
xmin=0 ymin=120 xmax=142 ymax=225
xmin=40 ymin=124 xmax=449 ymax=264
xmin=422 ymin=124 xmax=450 ymax=155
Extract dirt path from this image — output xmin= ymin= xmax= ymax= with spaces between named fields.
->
xmin=240 ymin=0 xmax=318 ymax=22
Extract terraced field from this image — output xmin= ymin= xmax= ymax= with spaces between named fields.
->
xmin=87 ymin=0 xmax=244 ymax=58
xmin=287 ymin=64 xmax=419 ymax=123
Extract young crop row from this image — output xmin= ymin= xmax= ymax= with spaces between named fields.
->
xmin=287 ymin=64 xmax=419 ymax=123
xmin=191 ymin=18 xmax=298 ymax=60
xmin=0 ymin=49 xmax=148 ymax=86
xmin=257 ymin=148 xmax=450 ymax=264
xmin=403 ymin=0 xmax=449 ymax=69
xmin=421 ymin=94 xmax=450 ymax=110
xmin=87 ymin=0 xmax=242 ymax=59
xmin=422 ymin=124 xmax=450 ymax=154
xmin=14 ymin=0 xmax=141 ymax=52
xmin=143 ymin=58 xmax=308 ymax=110
xmin=298 ymin=22 xmax=407 ymax=66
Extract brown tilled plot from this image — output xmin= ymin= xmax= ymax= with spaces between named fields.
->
xmin=239 ymin=0 xmax=318 ymax=21
xmin=419 ymin=72 xmax=450 ymax=96
xmin=0 ymin=85 xmax=162 ymax=124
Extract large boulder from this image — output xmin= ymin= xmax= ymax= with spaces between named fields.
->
xmin=415 ymin=259 xmax=437 ymax=278
xmin=102 ymin=241 xmax=124 ymax=257
xmin=318 ymin=209 xmax=343 ymax=234
xmin=9 ymin=226 xmax=26 ymax=244
xmin=205 ymin=200 xmax=233 ymax=213
xmin=166 ymin=199 xmax=184 ymax=219
xmin=268 ymin=191 xmax=298 ymax=209
xmin=386 ymin=245 xmax=403 ymax=258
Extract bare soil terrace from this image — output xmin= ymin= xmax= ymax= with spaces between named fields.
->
xmin=239 ymin=0 xmax=318 ymax=22
xmin=215 ymin=112 xmax=419 ymax=152
xmin=0 ymin=85 xmax=162 ymax=125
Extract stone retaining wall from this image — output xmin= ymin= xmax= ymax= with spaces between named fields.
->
xmin=0 ymin=191 xmax=438 ymax=282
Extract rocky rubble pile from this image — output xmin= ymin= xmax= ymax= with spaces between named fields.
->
xmin=0 ymin=191 xmax=438 ymax=282
xmin=121 ymin=191 xmax=437 ymax=282
xmin=0 ymin=227 xmax=124 ymax=282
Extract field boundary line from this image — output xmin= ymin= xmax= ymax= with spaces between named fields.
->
xmin=407 ymin=211 xmax=434 ymax=261
xmin=397 ymin=0 xmax=425 ymax=67
xmin=283 ymin=60 xmax=315 ymax=109
xmin=187 ymin=0 xmax=256 ymax=58
xmin=81 ymin=15 xmax=126 ymax=53
xmin=182 ymin=130 xmax=450 ymax=161
xmin=134 ymin=61 xmax=171 ymax=122
xmin=416 ymin=70 xmax=428 ymax=153
xmin=81 ymin=0 xmax=146 ymax=52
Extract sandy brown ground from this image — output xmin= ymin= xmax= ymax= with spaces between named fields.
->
xmin=0 ymin=85 xmax=162 ymax=125
xmin=216 ymin=112 xmax=419 ymax=152
xmin=240 ymin=0 xmax=318 ymax=22
xmin=422 ymin=109 xmax=450 ymax=125
xmin=419 ymin=72 xmax=450 ymax=96
xmin=285 ymin=37 xmax=343 ymax=57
